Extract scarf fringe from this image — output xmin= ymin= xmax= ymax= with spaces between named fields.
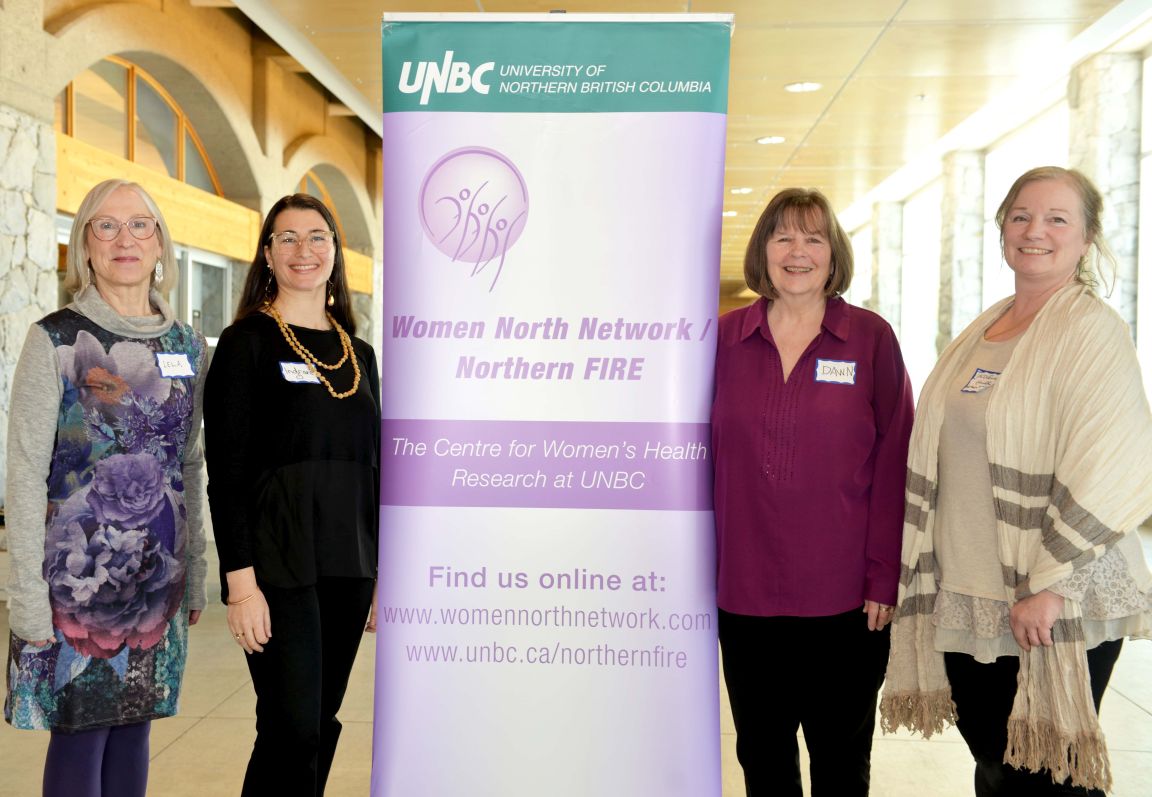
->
xmin=879 ymin=689 xmax=956 ymax=737
xmin=1005 ymin=719 xmax=1113 ymax=792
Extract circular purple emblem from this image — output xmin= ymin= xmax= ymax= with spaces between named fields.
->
xmin=418 ymin=146 xmax=529 ymax=290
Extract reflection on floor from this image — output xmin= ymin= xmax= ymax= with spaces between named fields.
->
xmin=1 ymin=543 xmax=1150 ymax=796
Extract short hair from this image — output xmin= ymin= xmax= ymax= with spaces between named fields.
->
xmin=64 ymin=179 xmax=179 ymax=297
xmin=994 ymin=166 xmax=1116 ymax=289
xmin=743 ymin=187 xmax=853 ymax=300
xmin=233 ymin=193 xmax=356 ymax=335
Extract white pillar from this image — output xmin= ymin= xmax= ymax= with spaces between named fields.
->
xmin=1069 ymin=52 xmax=1141 ymax=330
xmin=870 ymin=201 xmax=903 ymax=335
xmin=937 ymin=150 xmax=985 ymax=355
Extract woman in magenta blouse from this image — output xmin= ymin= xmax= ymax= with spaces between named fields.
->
xmin=712 ymin=188 xmax=914 ymax=796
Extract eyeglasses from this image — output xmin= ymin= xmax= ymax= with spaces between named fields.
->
xmin=268 ymin=231 xmax=336 ymax=253
xmin=89 ymin=216 xmax=158 ymax=241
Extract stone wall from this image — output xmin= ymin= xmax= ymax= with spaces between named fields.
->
xmin=0 ymin=105 xmax=57 ymax=528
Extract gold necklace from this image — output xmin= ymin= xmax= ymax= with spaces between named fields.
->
xmin=265 ymin=302 xmax=361 ymax=399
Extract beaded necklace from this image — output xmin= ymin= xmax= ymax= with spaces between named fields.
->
xmin=265 ymin=302 xmax=361 ymax=399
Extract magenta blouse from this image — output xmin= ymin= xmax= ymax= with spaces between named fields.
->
xmin=711 ymin=297 xmax=913 ymax=617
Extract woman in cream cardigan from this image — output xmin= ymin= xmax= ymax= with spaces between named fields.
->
xmin=881 ymin=166 xmax=1152 ymax=796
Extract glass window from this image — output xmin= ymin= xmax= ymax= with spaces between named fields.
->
xmin=185 ymin=253 xmax=231 ymax=345
xmin=194 ymin=262 xmax=226 ymax=340
xmin=184 ymin=129 xmax=216 ymax=194
xmin=135 ymin=76 xmax=178 ymax=178
xmin=74 ymin=60 xmax=128 ymax=158
xmin=63 ymin=58 xmax=221 ymax=196
xmin=54 ymin=88 xmax=68 ymax=134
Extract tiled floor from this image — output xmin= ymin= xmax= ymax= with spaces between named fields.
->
xmin=2 ymin=544 xmax=1151 ymax=796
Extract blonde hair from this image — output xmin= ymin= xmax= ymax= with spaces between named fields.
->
xmin=994 ymin=166 xmax=1116 ymax=292
xmin=64 ymin=179 xmax=179 ymax=297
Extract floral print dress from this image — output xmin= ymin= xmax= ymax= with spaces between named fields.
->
xmin=5 ymin=293 xmax=206 ymax=732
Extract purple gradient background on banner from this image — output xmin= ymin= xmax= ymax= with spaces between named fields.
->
xmin=375 ymin=23 xmax=727 ymax=797
xmin=382 ymin=419 xmax=712 ymax=509
xmin=375 ymin=114 xmax=725 ymax=796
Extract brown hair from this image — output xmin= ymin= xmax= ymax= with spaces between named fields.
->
xmin=743 ymin=187 xmax=853 ymax=299
xmin=234 ymin=193 xmax=356 ymax=335
xmin=994 ymin=166 xmax=1115 ymax=289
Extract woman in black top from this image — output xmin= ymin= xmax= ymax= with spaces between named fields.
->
xmin=204 ymin=194 xmax=380 ymax=796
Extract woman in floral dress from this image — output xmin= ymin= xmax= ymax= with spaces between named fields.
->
xmin=4 ymin=179 xmax=207 ymax=797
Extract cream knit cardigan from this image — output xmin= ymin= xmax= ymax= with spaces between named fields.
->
xmin=880 ymin=282 xmax=1152 ymax=791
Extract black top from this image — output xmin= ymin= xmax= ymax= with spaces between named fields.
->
xmin=204 ymin=312 xmax=380 ymax=600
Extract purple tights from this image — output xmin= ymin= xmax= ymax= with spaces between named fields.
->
xmin=43 ymin=721 xmax=150 ymax=797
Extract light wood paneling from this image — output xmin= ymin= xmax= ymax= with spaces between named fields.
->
xmin=58 ymin=135 xmax=374 ymax=292
xmin=58 ymin=135 xmax=261 ymax=263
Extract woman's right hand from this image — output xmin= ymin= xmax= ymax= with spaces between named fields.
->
xmin=226 ymin=567 xmax=272 ymax=654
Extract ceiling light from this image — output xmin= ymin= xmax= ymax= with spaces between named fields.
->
xmin=755 ymin=135 xmax=785 ymax=145
xmin=730 ymin=187 xmax=753 ymax=194
xmin=784 ymin=81 xmax=822 ymax=93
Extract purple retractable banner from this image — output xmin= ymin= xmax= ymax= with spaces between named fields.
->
xmin=375 ymin=14 xmax=730 ymax=796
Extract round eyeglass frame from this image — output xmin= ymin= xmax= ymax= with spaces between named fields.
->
xmin=88 ymin=216 xmax=159 ymax=242
xmin=268 ymin=230 xmax=336 ymax=253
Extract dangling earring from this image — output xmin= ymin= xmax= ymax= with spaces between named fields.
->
xmin=154 ymin=260 xmax=164 ymax=283
xmin=263 ymin=267 xmax=275 ymax=304
xmin=327 ymin=278 xmax=335 ymax=308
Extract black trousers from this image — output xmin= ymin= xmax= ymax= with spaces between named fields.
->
xmin=718 ymin=607 xmax=890 ymax=797
xmin=944 ymin=638 xmax=1123 ymax=797
xmin=242 ymin=577 xmax=374 ymax=797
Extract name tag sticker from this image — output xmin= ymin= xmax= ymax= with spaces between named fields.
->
xmin=961 ymin=368 xmax=1001 ymax=393
xmin=815 ymin=359 xmax=856 ymax=385
xmin=156 ymin=352 xmax=195 ymax=378
xmin=281 ymin=361 xmax=321 ymax=384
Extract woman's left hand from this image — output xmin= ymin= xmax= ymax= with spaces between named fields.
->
xmin=1009 ymin=590 xmax=1065 ymax=652
xmin=189 ymin=609 xmax=202 ymax=626
xmin=864 ymin=600 xmax=895 ymax=631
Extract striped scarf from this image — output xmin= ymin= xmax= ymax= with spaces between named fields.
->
xmin=880 ymin=282 xmax=1152 ymax=791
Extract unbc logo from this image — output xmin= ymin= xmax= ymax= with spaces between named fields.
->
xmin=418 ymin=147 xmax=529 ymax=292
xmin=398 ymin=51 xmax=495 ymax=106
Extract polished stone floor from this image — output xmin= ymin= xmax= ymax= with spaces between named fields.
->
xmin=1 ymin=543 xmax=1150 ymax=796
